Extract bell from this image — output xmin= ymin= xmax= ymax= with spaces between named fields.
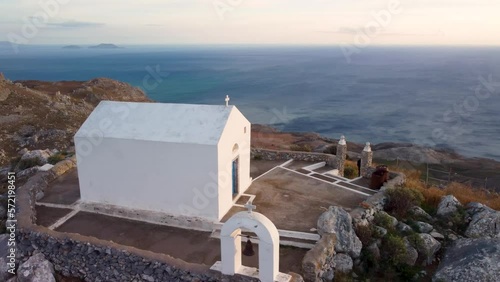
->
xmin=242 ymin=238 xmax=255 ymax=256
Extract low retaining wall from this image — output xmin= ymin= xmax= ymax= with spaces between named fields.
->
xmin=301 ymin=234 xmax=336 ymax=282
xmin=251 ymin=148 xmax=337 ymax=166
xmin=15 ymin=158 xmax=264 ymax=282
xmin=350 ymin=170 xmax=406 ymax=226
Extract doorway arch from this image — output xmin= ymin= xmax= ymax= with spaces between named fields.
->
xmin=220 ymin=211 xmax=280 ymax=282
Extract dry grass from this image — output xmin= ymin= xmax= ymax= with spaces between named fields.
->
xmin=397 ymin=168 xmax=500 ymax=211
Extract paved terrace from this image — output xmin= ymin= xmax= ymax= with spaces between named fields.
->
xmin=35 ymin=159 xmax=376 ymax=274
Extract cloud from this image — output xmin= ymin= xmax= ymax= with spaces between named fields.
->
xmin=46 ymin=20 xmax=105 ymax=28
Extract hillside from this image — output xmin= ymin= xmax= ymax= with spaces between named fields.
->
xmin=0 ymin=74 xmax=150 ymax=167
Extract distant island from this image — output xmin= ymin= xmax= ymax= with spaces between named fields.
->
xmin=89 ymin=43 xmax=120 ymax=49
xmin=62 ymin=45 xmax=82 ymax=49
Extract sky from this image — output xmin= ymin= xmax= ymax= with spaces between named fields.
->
xmin=1 ymin=0 xmax=499 ymax=46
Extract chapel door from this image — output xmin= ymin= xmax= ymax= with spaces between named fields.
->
xmin=232 ymin=158 xmax=239 ymax=197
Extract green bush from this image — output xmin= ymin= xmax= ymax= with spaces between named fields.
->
xmin=17 ymin=157 xmax=44 ymax=170
xmin=48 ymin=153 xmax=66 ymax=164
xmin=373 ymin=212 xmax=395 ymax=231
xmin=381 ymin=234 xmax=408 ymax=265
xmin=385 ymin=187 xmax=424 ymax=218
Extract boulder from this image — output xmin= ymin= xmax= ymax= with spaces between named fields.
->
xmin=366 ymin=243 xmax=380 ymax=260
xmin=416 ymin=233 xmax=441 ymax=265
xmin=333 ymin=253 xmax=353 ymax=273
xmin=409 ymin=206 xmax=433 ymax=221
xmin=373 ymin=226 xmax=387 ymax=238
xmin=0 ymin=257 xmax=13 ymax=282
xmin=415 ymin=221 xmax=434 ymax=233
xmin=433 ymin=238 xmax=500 ymax=282
xmin=402 ymin=238 xmax=418 ymax=266
xmin=302 ymin=234 xmax=336 ymax=282
xmin=17 ymin=253 xmax=56 ymax=282
xmin=465 ymin=203 xmax=500 ymax=238
xmin=317 ymin=206 xmax=362 ymax=258
xmin=430 ymin=231 xmax=445 ymax=240
xmin=397 ymin=222 xmax=413 ymax=234
xmin=437 ymin=195 xmax=462 ymax=217
xmin=377 ymin=211 xmax=398 ymax=228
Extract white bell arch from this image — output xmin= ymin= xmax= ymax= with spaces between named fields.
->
xmin=220 ymin=210 xmax=280 ymax=282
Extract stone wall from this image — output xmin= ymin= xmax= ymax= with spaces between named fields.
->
xmin=301 ymin=235 xmax=336 ymax=282
xmin=350 ymin=170 xmax=406 ymax=227
xmin=15 ymin=158 xmax=268 ymax=282
xmin=251 ymin=148 xmax=337 ymax=167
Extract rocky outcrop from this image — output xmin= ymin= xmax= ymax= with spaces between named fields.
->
xmin=17 ymin=253 xmax=56 ymax=282
xmin=318 ymin=206 xmax=362 ymax=258
xmin=465 ymin=202 xmax=500 ymax=238
xmin=437 ymin=195 xmax=462 ymax=217
xmin=433 ymin=238 xmax=500 ymax=282
xmin=416 ymin=234 xmax=441 ymax=265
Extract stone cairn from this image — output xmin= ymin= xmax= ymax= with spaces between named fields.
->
xmin=361 ymin=142 xmax=373 ymax=177
xmin=336 ymin=135 xmax=347 ymax=177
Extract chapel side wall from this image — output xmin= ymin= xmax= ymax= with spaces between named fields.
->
xmin=74 ymin=137 xmax=219 ymax=220
xmin=217 ymin=108 xmax=252 ymax=219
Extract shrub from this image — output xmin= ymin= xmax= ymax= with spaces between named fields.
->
xmin=373 ymin=212 xmax=396 ymax=231
xmin=344 ymin=166 xmax=358 ymax=179
xmin=48 ymin=152 xmax=67 ymax=164
xmin=381 ymin=234 xmax=407 ymax=265
xmin=355 ymin=224 xmax=373 ymax=246
xmin=385 ymin=187 xmax=424 ymax=218
xmin=17 ymin=157 xmax=44 ymax=170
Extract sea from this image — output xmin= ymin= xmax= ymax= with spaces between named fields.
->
xmin=1 ymin=44 xmax=499 ymax=161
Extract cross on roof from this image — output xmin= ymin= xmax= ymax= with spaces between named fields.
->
xmin=244 ymin=200 xmax=256 ymax=213
xmin=225 ymin=95 xmax=230 ymax=107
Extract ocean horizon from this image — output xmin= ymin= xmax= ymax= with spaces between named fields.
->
xmin=1 ymin=45 xmax=499 ymax=161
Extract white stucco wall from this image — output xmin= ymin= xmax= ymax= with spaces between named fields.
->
xmin=75 ymin=137 xmax=219 ymax=220
xmin=217 ymin=107 xmax=252 ymax=219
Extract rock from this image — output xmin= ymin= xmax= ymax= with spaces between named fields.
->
xmin=416 ymin=234 xmax=441 ymax=265
xmin=17 ymin=167 xmax=40 ymax=180
xmin=437 ymin=195 xmax=462 ymax=217
xmin=465 ymin=203 xmax=500 ymax=238
xmin=21 ymin=149 xmax=52 ymax=164
xmin=333 ymin=253 xmax=353 ymax=273
xmin=373 ymin=226 xmax=387 ymax=238
xmin=366 ymin=243 xmax=380 ymax=260
xmin=302 ymin=234 xmax=336 ymax=282
xmin=35 ymin=191 xmax=45 ymax=201
xmin=402 ymin=238 xmax=418 ymax=266
xmin=433 ymin=238 xmax=500 ymax=282
xmin=141 ymin=274 xmax=155 ymax=282
xmin=415 ymin=221 xmax=434 ymax=233
xmin=447 ymin=233 xmax=459 ymax=241
xmin=430 ymin=231 xmax=445 ymax=240
xmin=0 ymin=257 xmax=14 ymax=282
xmin=377 ymin=211 xmax=398 ymax=228
xmin=409 ymin=206 xmax=433 ymax=221
xmin=397 ymin=222 xmax=413 ymax=234
xmin=18 ymin=148 xmax=29 ymax=156
xmin=0 ymin=205 xmax=6 ymax=219
xmin=317 ymin=206 xmax=362 ymax=258
xmin=17 ymin=253 xmax=56 ymax=282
